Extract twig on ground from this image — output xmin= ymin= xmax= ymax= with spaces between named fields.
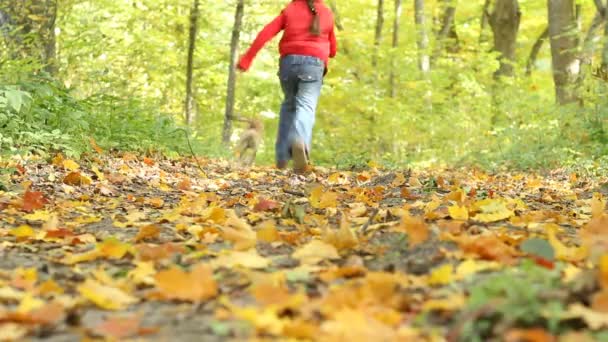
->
xmin=361 ymin=208 xmax=380 ymax=234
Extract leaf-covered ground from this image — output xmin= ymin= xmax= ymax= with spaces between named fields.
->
xmin=1 ymin=154 xmax=608 ymax=341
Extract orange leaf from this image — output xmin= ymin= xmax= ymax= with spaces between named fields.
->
xmin=457 ymin=234 xmax=518 ymax=263
xmin=592 ymin=289 xmax=608 ymax=313
xmin=398 ymin=213 xmax=429 ymax=247
xmin=254 ymin=198 xmax=280 ymax=212
xmin=154 ymin=264 xmax=217 ymax=302
xmin=92 ymin=315 xmax=142 ymax=339
xmin=63 ymin=171 xmax=83 ymax=186
xmin=143 ymin=157 xmax=155 ymax=166
xmin=135 ymin=224 xmax=161 ymax=242
xmin=177 ymin=178 xmax=192 ymax=190
xmin=89 ymin=137 xmax=104 ymax=154
xmin=505 ymin=328 xmax=555 ymax=342
xmin=22 ymin=190 xmax=47 ymax=212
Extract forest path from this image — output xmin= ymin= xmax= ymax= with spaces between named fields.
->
xmin=0 ymin=154 xmax=607 ymax=340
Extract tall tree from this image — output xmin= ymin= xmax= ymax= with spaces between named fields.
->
xmin=222 ymin=0 xmax=244 ymax=145
xmin=488 ymin=0 xmax=521 ymax=78
xmin=548 ymin=0 xmax=581 ymax=104
xmin=372 ymin=0 xmax=384 ymax=67
xmin=433 ymin=0 xmax=458 ymax=59
xmin=0 ymin=0 xmax=57 ymax=72
xmin=185 ymin=0 xmax=199 ymax=126
xmin=390 ymin=0 xmax=403 ymax=98
xmin=526 ymin=27 xmax=549 ymax=75
xmin=414 ymin=0 xmax=430 ymax=76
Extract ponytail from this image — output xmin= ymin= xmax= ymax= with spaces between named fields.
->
xmin=306 ymin=0 xmax=320 ymax=36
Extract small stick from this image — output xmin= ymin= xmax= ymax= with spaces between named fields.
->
xmin=361 ymin=208 xmax=380 ymax=234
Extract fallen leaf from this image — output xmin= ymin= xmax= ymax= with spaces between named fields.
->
xmin=92 ymin=315 xmax=141 ymax=339
xmin=293 ymin=240 xmax=340 ymax=265
xmin=254 ymin=198 xmax=280 ymax=212
xmin=134 ymin=224 xmax=161 ymax=242
xmin=154 ymin=263 xmax=218 ymax=302
xmin=77 ymin=279 xmax=138 ymax=310
xmin=22 ymin=190 xmax=48 ymax=212
xmin=211 ymin=249 xmax=270 ymax=270
xmin=448 ymin=204 xmax=469 ymax=220
xmin=397 ymin=213 xmax=429 ymax=247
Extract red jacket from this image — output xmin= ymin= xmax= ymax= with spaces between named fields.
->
xmin=238 ymin=0 xmax=337 ymax=71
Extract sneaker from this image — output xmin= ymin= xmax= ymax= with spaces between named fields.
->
xmin=291 ymin=141 xmax=308 ymax=173
xmin=276 ymin=160 xmax=288 ymax=169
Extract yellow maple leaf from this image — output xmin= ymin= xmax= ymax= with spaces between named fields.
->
xmin=97 ymin=237 xmax=132 ymax=259
xmin=448 ymin=204 xmax=469 ymax=220
xmin=310 ymin=186 xmax=338 ymax=209
xmin=293 ymin=240 xmax=340 ymax=265
xmin=210 ymin=249 xmax=270 ymax=270
xmin=154 ymin=263 xmax=217 ymax=302
xmin=10 ymin=225 xmax=35 ymax=238
xmin=62 ymin=159 xmax=80 ymax=171
xmin=545 ymin=224 xmax=588 ymax=262
xmin=428 ymin=264 xmax=453 ymax=286
xmin=472 ymin=198 xmax=514 ymax=223
xmin=77 ymin=279 xmax=137 ymax=310
xmin=323 ymin=216 xmax=359 ymax=251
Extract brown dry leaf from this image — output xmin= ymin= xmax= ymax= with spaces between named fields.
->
xmin=134 ymin=224 xmax=161 ymax=242
xmin=154 ymin=263 xmax=218 ymax=302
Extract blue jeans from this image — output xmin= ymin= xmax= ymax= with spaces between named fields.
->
xmin=276 ymin=54 xmax=324 ymax=164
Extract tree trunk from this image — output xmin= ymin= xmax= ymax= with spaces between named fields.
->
xmin=602 ymin=5 xmax=608 ymax=76
xmin=488 ymin=0 xmax=521 ymax=78
xmin=372 ymin=0 xmax=384 ymax=67
xmin=414 ymin=0 xmax=430 ymax=75
xmin=389 ymin=0 xmax=403 ymax=98
xmin=526 ymin=27 xmax=548 ymax=75
xmin=222 ymin=0 xmax=244 ymax=145
xmin=0 ymin=0 xmax=57 ymax=71
xmin=185 ymin=0 xmax=199 ymax=126
xmin=433 ymin=0 xmax=458 ymax=59
xmin=328 ymin=0 xmax=344 ymax=31
xmin=479 ymin=0 xmax=491 ymax=44
xmin=41 ymin=0 xmax=57 ymax=75
xmin=548 ymin=0 xmax=581 ymax=104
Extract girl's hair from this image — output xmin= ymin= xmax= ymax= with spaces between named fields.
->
xmin=306 ymin=0 xmax=320 ymax=36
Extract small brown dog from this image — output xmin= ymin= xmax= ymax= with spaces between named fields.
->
xmin=234 ymin=118 xmax=263 ymax=166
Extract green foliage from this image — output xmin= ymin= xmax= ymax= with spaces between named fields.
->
xmin=0 ymin=70 xmax=193 ymax=158
xmin=458 ymin=260 xmax=565 ymax=341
